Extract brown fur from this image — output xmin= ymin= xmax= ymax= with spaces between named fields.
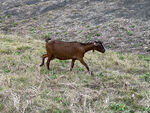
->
xmin=40 ymin=38 xmax=105 ymax=72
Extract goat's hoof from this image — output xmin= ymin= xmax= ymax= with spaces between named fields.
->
xmin=40 ymin=64 xmax=43 ymax=67
xmin=90 ymin=71 xmax=94 ymax=76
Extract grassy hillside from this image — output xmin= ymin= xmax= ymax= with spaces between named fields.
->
xmin=0 ymin=34 xmax=150 ymax=113
xmin=1 ymin=0 xmax=150 ymax=55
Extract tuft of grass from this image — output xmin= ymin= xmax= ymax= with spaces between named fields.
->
xmin=142 ymin=72 xmax=150 ymax=83
xmin=4 ymin=69 xmax=11 ymax=73
xmin=147 ymin=48 xmax=150 ymax=52
xmin=131 ymin=25 xmax=136 ymax=28
xmin=96 ymin=72 xmax=104 ymax=78
xmin=96 ymin=33 xmax=101 ymax=36
xmin=86 ymin=24 xmax=90 ymax=28
xmin=7 ymin=14 xmax=11 ymax=18
xmin=110 ymin=103 xmax=128 ymax=112
xmin=43 ymin=32 xmax=53 ymax=39
xmin=13 ymin=22 xmax=18 ymax=27
xmin=16 ymin=46 xmax=31 ymax=54
xmin=144 ymin=56 xmax=150 ymax=61
xmin=127 ymin=30 xmax=134 ymax=36
xmin=64 ymin=32 xmax=68 ymax=36
xmin=0 ymin=49 xmax=12 ymax=54
xmin=0 ymin=103 xmax=4 ymax=111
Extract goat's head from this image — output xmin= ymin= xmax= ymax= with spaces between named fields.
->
xmin=93 ymin=41 xmax=105 ymax=53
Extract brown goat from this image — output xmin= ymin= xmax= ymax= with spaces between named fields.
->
xmin=40 ymin=38 xmax=105 ymax=73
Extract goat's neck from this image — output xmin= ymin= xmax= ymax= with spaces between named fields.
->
xmin=83 ymin=43 xmax=95 ymax=52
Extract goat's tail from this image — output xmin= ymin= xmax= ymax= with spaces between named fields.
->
xmin=45 ymin=38 xmax=51 ymax=43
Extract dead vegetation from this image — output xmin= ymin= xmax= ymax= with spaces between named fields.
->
xmin=0 ymin=34 xmax=150 ymax=113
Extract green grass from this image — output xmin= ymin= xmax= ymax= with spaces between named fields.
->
xmin=110 ymin=103 xmax=128 ymax=112
xmin=13 ymin=22 xmax=18 ymax=27
xmin=0 ymin=34 xmax=150 ymax=113
xmin=43 ymin=32 xmax=53 ymax=39
xmin=127 ymin=30 xmax=134 ymax=36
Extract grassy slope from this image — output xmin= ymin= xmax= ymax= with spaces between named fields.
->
xmin=0 ymin=34 xmax=150 ymax=113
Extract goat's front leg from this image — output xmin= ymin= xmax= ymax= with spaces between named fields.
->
xmin=40 ymin=54 xmax=48 ymax=67
xmin=70 ymin=59 xmax=75 ymax=71
xmin=79 ymin=58 xmax=93 ymax=75
xmin=78 ymin=58 xmax=89 ymax=72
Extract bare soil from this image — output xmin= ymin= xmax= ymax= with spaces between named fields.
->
xmin=0 ymin=0 xmax=150 ymax=55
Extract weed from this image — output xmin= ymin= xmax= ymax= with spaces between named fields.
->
xmin=0 ymin=49 xmax=12 ymax=54
xmin=96 ymin=33 xmax=101 ymax=36
xmin=109 ymin=45 xmax=112 ymax=48
xmin=50 ymin=74 xmax=59 ymax=79
xmin=64 ymin=32 xmax=68 ymax=36
xmin=63 ymin=109 xmax=72 ymax=113
xmin=141 ymin=107 xmax=150 ymax=112
xmin=129 ymin=109 xmax=135 ymax=113
xmin=13 ymin=22 xmax=18 ymax=27
xmin=85 ymin=34 xmax=91 ymax=40
xmin=79 ymin=30 xmax=83 ymax=33
xmin=96 ymin=25 xmax=100 ymax=29
xmin=0 ymin=103 xmax=4 ymax=111
xmin=131 ymin=25 xmax=135 ymax=28
xmin=56 ymin=59 xmax=68 ymax=66
xmin=7 ymin=14 xmax=11 ymax=18
xmin=15 ymin=76 xmax=29 ymax=83
xmin=46 ymin=108 xmax=63 ymax=113
xmin=16 ymin=46 xmax=31 ymax=54
xmin=103 ymin=25 xmax=107 ymax=29
xmin=119 ymin=55 xmax=125 ymax=60
xmin=55 ymin=96 xmax=70 ymax=107
xmin=40 ymin=68 xmax=50 ymax=75
xmin=56 ymin=32 xmax=59 ymax=35
xmin=127 ymin=30 xmax=134 ymax=36
xmin=77 ymin=66 xmax=85 ymax=72
xmin=40 ymin=89 xmax=50 ymax=99
xmin=43 ymin=32 xmax=53 ymax=39
xmin=142 ymin=72 xmax=150 ymax=83
xmin=96 ymin=72 xmax=104 ymax=78
xmin=31 ymin=28 xmax=36 ymax=33
xmin=4 ymin=69 xmax=11 ymax=73
xmin=144 ymin=56 xmax=150 ymax=61
xmin=83 ymin=80 xmax=88 ymax=83
xmin=82 ymin=22 xmax=86 ymax=25
xmin=0 ymin=38 xmax=14 ymax=43
xmin=147 ymin=48 xmax=150 ymax=52
xmin=55 ymin=96 xmax=62 ymax=103
xmin=33 ymin=17 xmax=37 ymax=20
xmin=86 ymin=24 xmax=90 ymax=28
xmin=110 ymin=103 xmax=128 ymax=112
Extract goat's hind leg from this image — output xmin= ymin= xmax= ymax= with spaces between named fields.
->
xmin=46 ymin=56 xmax=52 ymax=70
xmin=70 ymin=59 xmax=76 ymax=71
xmin=40 ymin=54 xmax=48 ymax=67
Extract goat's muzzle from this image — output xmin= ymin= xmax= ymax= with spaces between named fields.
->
xmin=102 ymin=49 xmax=105 ymax=53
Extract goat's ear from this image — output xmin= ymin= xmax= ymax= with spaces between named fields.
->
xmin=94 ymin=42 xmax=98 ymax=46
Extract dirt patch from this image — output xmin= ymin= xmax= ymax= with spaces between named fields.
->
xmin=0 ymin=0 xmax=150 ymax=55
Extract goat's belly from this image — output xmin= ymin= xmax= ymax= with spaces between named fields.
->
xmin=54 ymin=55 xmax=76 ymax=60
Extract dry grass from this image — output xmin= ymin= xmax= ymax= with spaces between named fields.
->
xmin=0 ymin=34 xmax=150 ymax=113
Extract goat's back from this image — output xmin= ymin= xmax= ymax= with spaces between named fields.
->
xmin=46 ymin=40 xmax=84 ymax=59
